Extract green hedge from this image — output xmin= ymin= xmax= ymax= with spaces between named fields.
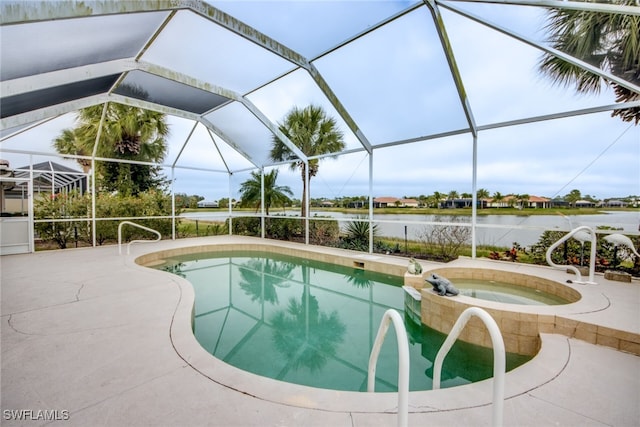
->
xmin=227 ymin=216 xmax=340 ymax=245
xmin=34 ymin=190 xmax=177 ymax=249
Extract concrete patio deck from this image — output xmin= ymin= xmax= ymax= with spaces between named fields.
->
xmin=1 ymin=236 xmax=639 ymax=426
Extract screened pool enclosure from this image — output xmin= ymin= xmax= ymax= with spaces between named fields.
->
xmin=1 ymin=0 xmax=639 ymax=255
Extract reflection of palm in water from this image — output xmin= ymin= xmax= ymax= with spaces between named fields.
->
xmin=238 ymin=260 xmax=347 ymax=372
xmin=344 ymin=268 xmax=373 ymax=288
xmin=238 ymin=258 xmax=296 ymax=305
xmin=271 ymin=266 xmax=346 ymax=372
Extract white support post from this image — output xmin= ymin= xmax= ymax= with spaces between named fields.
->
xmin=304 ymin=161 xmax=309 ymax=245
xmin=228 ymin=173 xmax=233 ymax=235
xmin=91 ymin=159 xmax=96 ymax=247
xmin=171 ymin=167 xmax=176 ymax=240
xmin=28 ymin=156 xmax=34 ymax=253
xmin=260 ymin=168 xmax=265 ymax=239
xmin=368 ymin=151 xmax=374 ymax=254
xmin=50 ymin=163 xmax=55 ymax=195
xmin=471 ymin=134 xmax=478 ymax=258
xmin=91 ymin=103 xmax=108 ymax=248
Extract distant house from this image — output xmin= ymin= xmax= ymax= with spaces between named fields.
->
xmin=488 ymin=195 xmax=550 ymax=209
xmin=488 ymin=197 xmax=510 ymax=209
xmin=197 ymin=200 xmax=219 ymax=208
xmin=400 ymin=198 xmax=419 ymax=207
xmin=373 ymin=197 xmax=399 ymax=208
xmin=550 ymin=198 xmax=569 ymax=208
xmin=439 ymin=198 xmax=490 ymax=209
xmin=575 ymin=199 xmax=596 ymax=208
xmin=347 ymin=200 xmax=366 ymax=208
xmin=320 ymin=200 xmax=334 ymax=207
xmin=373 ymin=197 xmax=420 ymax=208
xmin=600 ymin=199 xmax=627 ymax=208
xmin=442 ymin=198 xmax=474 ymax=209
xmin=527 ymin=195 xmax=551 ymax=209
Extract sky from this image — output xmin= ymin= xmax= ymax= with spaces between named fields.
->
xmin=2 ymin=0 xmax=639 ymax=202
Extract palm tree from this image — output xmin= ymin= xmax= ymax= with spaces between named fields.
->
xmin=517 ymin=193 xmax=530 ymax=209
xmin=53 ymin=128 xmax=93 ymax=173
xmin=431 ymin=191 xmax=444 ymax=208
xmin=538 ymin=3 xmax=640 ymax=123
xmin=53 ymin=102 xmax=169 ymax=195
xmin=492 ymin=191 xmax=505 ymax=208
xmin=343 ymin=216 xmax=379 ymax=252
xmin=477 ymin=188 xmax=490 ymax=209
xmin=565 ymin=188 xmax=582 ymax=208
xmin=270 ymin=105 xmax=345 ymax=218
xmin=238 ymin=169 xmax=293 ymax=215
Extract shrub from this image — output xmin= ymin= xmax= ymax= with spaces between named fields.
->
xmin=228 ymin=217 xmax=261 ymax=236
xmin=530 ymin=230 xmax=639 ymax=276
xmin=34 ymin=191 xmax=90 ymax=249
xmin=309 ymin=218 xmax=340 ymax=246
xmin=415 ymin=216 xmax=471 ymax=261
xmin=35 ymin=190 xmax=177 ymax=248
xmin=340 ymin=216 xmax=378 ymax=252
xmin=226 ymin=215 xmax=340 ymax=245
xmin=266 ymin=216 xmax=302 ymax=240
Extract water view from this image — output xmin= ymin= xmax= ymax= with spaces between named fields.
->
xmin=181 ymin=211 xmax=639 ymax=247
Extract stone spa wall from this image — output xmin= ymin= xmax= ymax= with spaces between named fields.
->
xmin=414 ymin=268 xmax=582 ymax=356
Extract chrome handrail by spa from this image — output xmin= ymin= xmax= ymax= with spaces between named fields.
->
xmin=368 ymin=309 xmax=410 ymax=427
xmin=433 ymin=307 xmax=506 ymax=427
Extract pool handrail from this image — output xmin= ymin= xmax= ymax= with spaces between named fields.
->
xmin=367 ymin=309 xmax=409 ymax=427
xmin=545 ymin=225 xmax=597 ymax=285
xmin=118 ymin=221 xmax=161 ymax=255
xmin=433 ymin=307 xmax=505 ymax=427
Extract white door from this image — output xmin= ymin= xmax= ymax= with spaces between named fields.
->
xmin=1 ymin=177 xmax=33 ymax=255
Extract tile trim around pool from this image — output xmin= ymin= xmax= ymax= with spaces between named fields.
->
xmin=132 ymin=240 xmax=622 ymax=413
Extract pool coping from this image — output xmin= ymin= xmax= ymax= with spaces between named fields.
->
xmin=132 ymin=237 xmax=635 ymax=413
xmin=3 ymin=235 xmax=639 ymax=425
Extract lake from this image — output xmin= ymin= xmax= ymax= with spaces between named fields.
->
xmin=181 ymin=210 xmax=640 ymax=248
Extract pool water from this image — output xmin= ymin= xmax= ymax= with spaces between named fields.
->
xmin=155 ymin=251 xmax=531 ymax=392
xmin=455 ymin=279 xmax=570 ymax=305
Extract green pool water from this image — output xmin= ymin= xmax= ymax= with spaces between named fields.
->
xmin=155 ymin=250 xmax=532 ymax=392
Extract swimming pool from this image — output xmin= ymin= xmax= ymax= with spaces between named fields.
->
xmin=154 ymin=250 xmax=531 ymax=392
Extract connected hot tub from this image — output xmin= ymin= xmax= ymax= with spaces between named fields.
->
xmin=417 ymin=267 xmax=582 ymax=356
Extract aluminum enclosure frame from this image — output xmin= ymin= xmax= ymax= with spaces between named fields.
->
xmin=1 ymin=0 xmax=638 ymax=254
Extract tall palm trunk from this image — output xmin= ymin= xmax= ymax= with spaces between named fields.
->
xmin=300 ymin=163 xmax=307 ymax=218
